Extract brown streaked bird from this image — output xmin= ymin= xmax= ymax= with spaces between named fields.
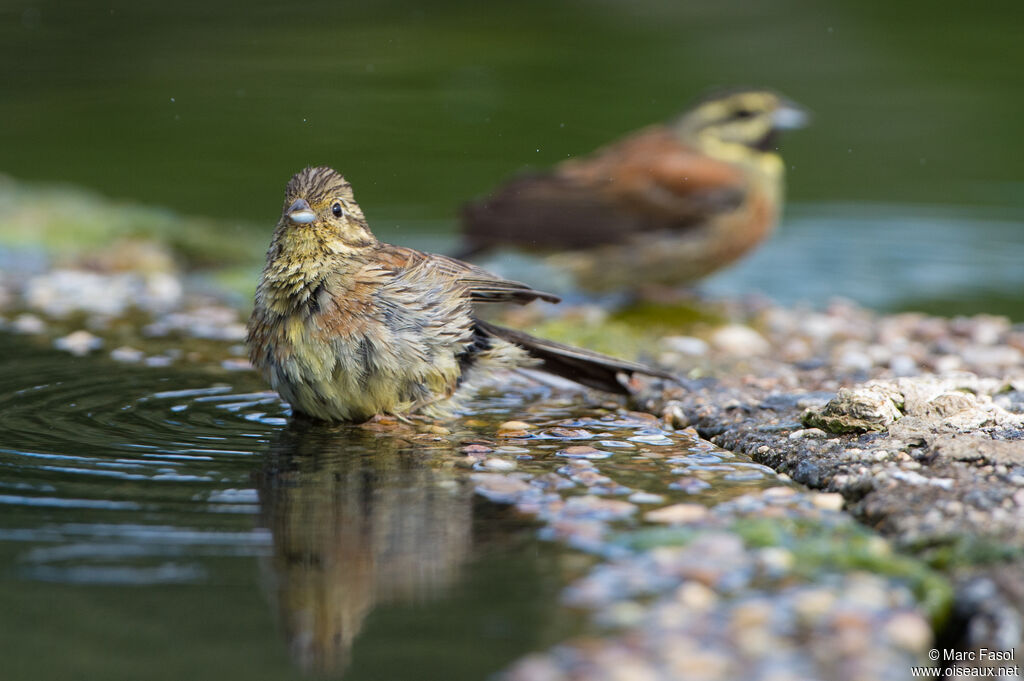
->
xmin=246 ymin=166 xmax=675 ymax=423
xmin=458 ymin=89 xmax=807 ymax=292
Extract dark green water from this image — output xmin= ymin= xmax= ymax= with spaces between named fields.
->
xmin=0 ymin=334 xmax=574 ymax=680
xmin=2 ymin=0 xmax=1022 ymax=221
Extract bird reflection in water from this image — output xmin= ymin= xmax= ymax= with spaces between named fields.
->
xmin=256 ymin=420 xmax=473 ymax=675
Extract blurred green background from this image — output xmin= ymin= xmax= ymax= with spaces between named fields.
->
xmin=2 ymin=0 xmax=1021 ymax=225
xmin=1 ymin=0 xmax=1022 ymax=316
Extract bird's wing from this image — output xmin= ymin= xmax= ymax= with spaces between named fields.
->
xmin=459 ymin=126 xmax=748 ymax=256
xmin=568 ymin=125 xmax=748 ymax=222
xmin=375 ymin=244 xmax=561 ymax=305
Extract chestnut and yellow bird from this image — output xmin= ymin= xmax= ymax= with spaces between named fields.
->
xmin=246 ymin=166 xmax=674 ymax=423
xmin=459 ymin=89 xmax=807 ymax=292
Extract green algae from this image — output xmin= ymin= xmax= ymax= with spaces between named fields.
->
xmin=614 ymin=516 xmax=954 ymax=627
xmin=610 ymin=301 xmax=724 ymax=332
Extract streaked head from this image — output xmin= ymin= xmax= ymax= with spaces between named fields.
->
xmin=676 ymin=89 xmax=808 ymax=153
xmin=277 ymin=166 xmax=376 ymax=251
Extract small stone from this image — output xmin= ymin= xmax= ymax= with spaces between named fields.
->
xmin=532 ymin=473 xmax=575 ymax=491
xmin=12 ymin=313 xmax=46 ymax=334
xmin=882 ymin=612 xmax=932 ymax=652
xmin=667 ymin=649 xmax=731 ymax=681
xmin=662 ymin=335 xmax=709 ymax=356
xmin=793 ymin=588 xmax=837 ymax=622
xmin=758 ymin=547 xmax=795 ymax=575
xmin=761 ymin=486 xmax=798 ymax=498
xmin=675 ymin=581 xmax=719 ymax=610
xmin=600 ymin=601 xmax=647 ymax=628
xmin=802 ymin=384 xmax=903 ymax=433
xmin=644 ymin=503 xmax=708 ymax=524
xmin=471 ymin=473 xmax=530 ymax=503
xmin=661 ymin=402 xmax=689 ymax=428
xmin=811 ymin=492 xmax=845 ymax=511
xmin=545 ymin=427 xmax=593 ymax=439
xmin=668 ymin=477 xmax=712 ymax=494
xmin=836 ymin=349 xmax=873 ymax=372
xmin=54 ymin=330 xmax=102 ymax=356
xmin=110 ymin=346 xmax=144 ymax=362
xmin=788 ymin=427 xmax=827 ymax=440
xmin=220 ymin=358 xmax=252 ymax=371
xmin=628 ymin=492 xmax=665 ymax=505
xmin=495 ymin=445 xmax=530 ymax=454
xmin=498 ymin=420 xmax=534 ymax=432
xmin=557 ymin=445 xmax=612 ymax=460
xmin=563 ymin=495 xmax=637 ymax=520
xmin=462 ymin=444 xmax=493 ymax=455
xmin=503 ymin=656 xmax=563 ymax=681
xmin=710 ymin=324 xmax=770 ymax=356
xmin=478 ymin=458 xmax=517 ymax=471
xmin=890 ymin=354 xmax=918 ymax=376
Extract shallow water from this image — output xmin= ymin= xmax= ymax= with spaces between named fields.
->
xmin=2 ymin=330 xmax=804 ymax=679
xmin=0 ymin=334 xmax=577 ymax=680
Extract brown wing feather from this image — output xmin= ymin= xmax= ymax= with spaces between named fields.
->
xmin=460 ymin=125 xmax=747 ymax=256
xmin=374 ymin=243 xmax=560 ymax=305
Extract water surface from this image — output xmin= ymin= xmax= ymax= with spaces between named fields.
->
xmin=0 ymin=334 xmax=574 ymax=680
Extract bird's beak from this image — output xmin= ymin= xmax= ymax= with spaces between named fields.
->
xmin=772 ymin=102 xmax=810 ymax=130
xmin=287 ymin=198 xmax=316 ymax=224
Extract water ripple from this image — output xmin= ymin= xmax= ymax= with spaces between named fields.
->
xmin=0 ymin=336 xmax=286 ymax=584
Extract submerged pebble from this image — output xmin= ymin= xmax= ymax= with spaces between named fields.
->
xmin=110 ymin=346 xmax=145 ymax=363
xmin=54 ymin=329 xmax=102 ymax=356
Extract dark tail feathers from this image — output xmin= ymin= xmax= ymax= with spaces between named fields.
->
xmin=476 ymin=319 xmax=677 ymax=395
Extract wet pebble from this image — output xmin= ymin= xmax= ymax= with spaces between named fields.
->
xmin=498 ymin=420 xmax=534 ymax=432
xmin=628 ymin=492 xmax=666 ymax=505
xmin=787 ymin=427 xmax=826 ymax=440
xmin=477 ymin=457 xmax=517 ymax=472
xmin=143 ymin=305 xmax=245 ymax=341
xmin=557 ymin=445 xmax=612 ymax=460
xmin=25 ymin=269 xmax=182 ymax=317
xmin=471 ymin=473 xmax=532 ymax=504
xmin=668 ymin=477 xmax=712 ymax=494
xmin=710 ymin=324 xmax=770 ymax=356
xmin=110 ymin=345 xmax=145 ymax=363
xmin=811 ymin=492 xmax=845 ymax=511
xmin=661 ymin=335 xmax=709 ymax=356
xmin=12 ymin=313 xmax=46 ymax=334
xmin=628 ymin=433 xmax=673 ymax=445
xmin=53 ymin=329 xmax=102 ymax=356
xmin=562 ymin=495 xmax=636 ymax=521
xmin=644 ymin=503 xmax=708 ymax=525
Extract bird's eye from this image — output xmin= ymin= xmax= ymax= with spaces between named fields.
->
xmin=734 ymin=109 xmax=755 ymax=119
xmin=331 ymin=202 xmax=344 ymax=218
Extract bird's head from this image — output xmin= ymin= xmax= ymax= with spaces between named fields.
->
xmin=675 ymin=89 xmax=808 ymax=156
xmin=272 ymin=166 xmax=377 ymax=257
